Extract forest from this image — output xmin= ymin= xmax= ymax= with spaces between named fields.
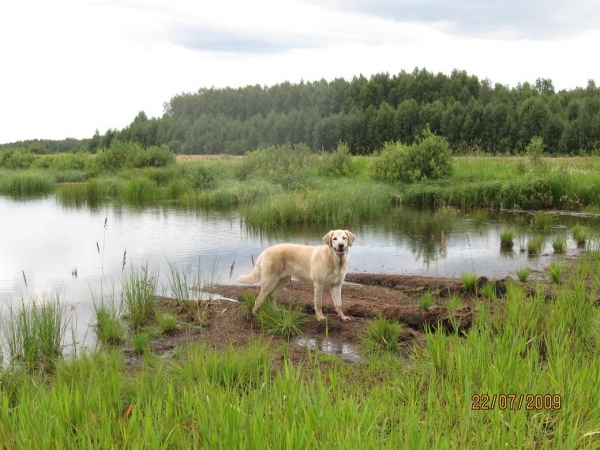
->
xmin=3 ymin=68 xmax=600 ymax=155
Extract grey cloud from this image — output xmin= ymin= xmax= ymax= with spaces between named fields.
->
xmin=305 ymin=0 xmax=600 ymax=39
xmin=169 ymin=25 xmax=323 ymax=54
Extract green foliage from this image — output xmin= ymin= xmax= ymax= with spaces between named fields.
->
xmin=92 ymin=141 xmax=174 ymax=172
xmin=121 ymin=263 xmax=158 ymax=330
xmin=238 ymin=143 xmax=316 ymax=188
xmin=319 ymin=142 xmax=353 ymax=178
xmin=0 ymin=149 xmax=37 ymax=169
xmin=369 ymin=130 xmax=452 ymax=183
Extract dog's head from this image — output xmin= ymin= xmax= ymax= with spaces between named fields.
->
xmin=323 ymin=230 xmax=355 ymax=257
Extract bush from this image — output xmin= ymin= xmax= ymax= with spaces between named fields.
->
xmin=237 ymin=143 xmax=316 ymax=188
xmin=319 ymin=142 xmax=353 ymax=178
xmin=92 ymin=141 xmax=175 ymax=172
xmin=0 ymin=149 xmax=36 ymax=169
xmin=369 ymin=130 xmax=453 ymax=183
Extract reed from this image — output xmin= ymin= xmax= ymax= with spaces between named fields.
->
xmin=0 ymin=171 xmax=55 ymax=196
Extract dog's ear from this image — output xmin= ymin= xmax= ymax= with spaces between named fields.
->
xmin=345 ymin=230 xmax=356 ymax=247
xmin=323 ymin=230 xmax=334 ymax=246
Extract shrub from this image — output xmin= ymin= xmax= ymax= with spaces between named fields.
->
xmin=92 ymin=141 xmax=174 ymax=172
xmin=0 ymin=149 xmax=36 ymax=169
xmin=319 ymin=142 xmax=353 ymax=178
xmin=369 ymin=130 xmax=452 ymax=183
xmin=238 ymin=143 xmax=316 ymax=188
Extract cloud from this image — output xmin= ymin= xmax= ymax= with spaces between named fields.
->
xmin=304 ymin=0 xmax=600 ymax=40
xmin=169 ymin=25 xmax=323 ymax=54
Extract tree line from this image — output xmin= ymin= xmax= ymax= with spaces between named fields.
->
xmin=4 ymin=68 xmax=600 ymax=155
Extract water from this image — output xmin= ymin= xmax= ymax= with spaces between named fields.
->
xmin=2 ymin=194 xmax=599 ymax=350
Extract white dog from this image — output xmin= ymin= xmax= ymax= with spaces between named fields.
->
xmin=237 ymin=230 xmax=356 ymax=322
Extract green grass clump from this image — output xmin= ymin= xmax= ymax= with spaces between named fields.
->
xmin=534 ymin=213 xmax=553 ymax=232
xmin=480 ymin=282 xmax=497 ymax=300
xmin=157 ymin=313 xmax=178 ymax=335
xmin=2 ymin=293 xmax=71 ymax=372
xmin=93 ymin=305 xmax=125 ymax=346
xmin=549 ymin=261 xmax=565 ymax=283
xmin=461 ymin=272 xmax=477 ymax=293
xmin=132 ymin=331 xmax=153 ymax=355
xmin=361 ymin=317 xmax=404 ymax=354
xmin=516 ymin=267 xmax=530 ymax=282
xmin=121 ymin=263 xmax=158 ymax=330
xmin=500 ymin=229 xmax=514 ymax=249
xmin=419 ymin=291 xmax=433 ymax=311
xmin=552 ymin=236 xmax=567 ymax=254
xmin=527 ymin=235 xmax=545 ymax=255
xmin=571 ymin=224 xmax=588 ymax=247
xmin=254 ymin=300 xmax=307 ymax=339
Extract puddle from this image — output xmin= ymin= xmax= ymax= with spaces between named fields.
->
xmin=292 ymin=336 xmax=363 ymax=363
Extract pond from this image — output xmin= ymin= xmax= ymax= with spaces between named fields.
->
xmin=1 ymin=193 xmax=599 ymax=348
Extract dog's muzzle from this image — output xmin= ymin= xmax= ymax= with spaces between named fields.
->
xmin=336 ymin=245 xmax=346 ymax=257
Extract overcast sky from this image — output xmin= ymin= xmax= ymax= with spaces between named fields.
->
xmin=0 ymin=0 xmax=598 ymax=144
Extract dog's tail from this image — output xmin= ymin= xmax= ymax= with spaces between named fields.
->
xmin=236 ymin=254 xmax=262 ymax=284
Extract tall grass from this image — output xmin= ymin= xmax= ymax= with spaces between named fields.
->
xmin=2 ymin=292 xmax=71 ymax=372
xmin=243 ymin=179 xmax=398 ymax=226
xmin=121 ymin=263 xmax=158 ymax=330
xmin=0 ymin=171 xmax=55 ymax=196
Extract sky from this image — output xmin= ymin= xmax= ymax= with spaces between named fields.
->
xmin=0 ymin=0 xmax=599 ymax=144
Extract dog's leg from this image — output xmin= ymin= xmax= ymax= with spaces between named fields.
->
xmin=330 ymin=283 xmax=351 ymax=322
xmin=270 ymin=276 xmax=291 ymax=309
xmin=313 ymin=284 xmax=327 ymax=321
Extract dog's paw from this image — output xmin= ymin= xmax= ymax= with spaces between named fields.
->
xmin=340 ymin=315 xmax=352 ymax=322
xmin=316 ymin=314 xmax=327 ymax=321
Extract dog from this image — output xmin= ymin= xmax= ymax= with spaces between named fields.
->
xmin=237 ymin=230 xmax=356 ymax=322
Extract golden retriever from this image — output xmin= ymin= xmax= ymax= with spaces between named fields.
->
xmin=237 ymin=230 xmax=356 ymax=322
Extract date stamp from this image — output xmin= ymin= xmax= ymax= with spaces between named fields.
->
xmin=471 ymin=394 xmax=562 ymax=411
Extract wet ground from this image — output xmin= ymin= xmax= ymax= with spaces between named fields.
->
xmin=121 ymin=273 xmax=519 ymax=365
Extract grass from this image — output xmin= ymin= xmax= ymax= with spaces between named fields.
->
xmin=461 ymin=272 xmax=477 ymax=293
xmin=254 ymin=298 xmax=307 ymax=339
xmin=121 ymin=263 xmax=159 ymax=330
xmin=360 ymin=317 xmax=404 ymax=354
xmin=516 ymin=267 xmax=531 ymax=282
xmin=549 ymin=261 xmax=565 ymax=283
xmin=2 ymin=253 xmax=600 ymax=447
xmin=500 ymin=229 xmax=514 ymax=249
xmin=0 ymin=171 xmax=55 ymax=196
xmin=2 ymin=292 xmax=72 ymax=372
xmin=527 ymin=235 xmax=545 ymax=255
xmin=419 ymin=291 xmax=433 ymax=311
xmin=572 ymin=224 xmax=588 ymax=247
xmin=552 ymin=236 xmax=567 ymax=254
